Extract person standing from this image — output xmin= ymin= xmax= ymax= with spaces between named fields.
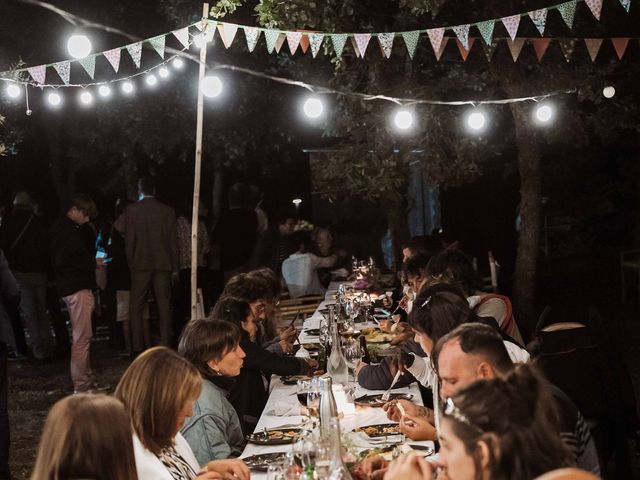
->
xmin=125 ymin=177 xmax=178 ymax=352
xmin=0 ymin=192 xmax=54 ymax=360
xmin=51 ymin=194 xmax=104 ymax=394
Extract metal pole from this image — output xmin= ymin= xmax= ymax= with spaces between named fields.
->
xmin=190 ymin=2 xmax=209 ymax=320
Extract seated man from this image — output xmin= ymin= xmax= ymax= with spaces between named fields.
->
xmin=385 ymin=323 xmax=600 ymax=475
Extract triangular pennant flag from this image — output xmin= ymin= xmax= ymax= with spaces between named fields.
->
xmin=350 ymin=37 xmax=361 ymax=58
xmin=476 ymin=20 xmax=495 ymax=45
xmin=456 ymin=38 xmax=476 ymax=60
xmin=27 ymin=65 xmax=46 ymax=85
xmin=558 ymin=38 xmax=578 ymax=62
xmin=611 ymin=37 xmax=630 ymax=59
xmin=434 ymin=37 xmax=449 ymax=61
xmin=354 ymin=33 xmax=372 ymax=57
xmin=531 ymin=38 xmax=551 ymax=61
xmin=501 ymin=15 xmax=521 ymax=41
xmin=274 ymin=33 xmax=286 ymax=53
xmin=557 ymin=1 xmax=577 ymax=29
xmin=126 ymin=42 xmax=142 ymax=68
xmin=427 ymin=28 xmax=445 ymax=55
xmin=195 ymin=20 xmax=205 ymax=31
xmin=286 ymin=31 xmax=303 ymax=55
xmin=402 ymin=31 xmax=420 ymax=59
xmin=452 ymin=24 xmax=470 ymax=51
xmin=53 ymin=61 xmax=70 ymax=85
xmin=482 ymin=41 xmax=499 ymax=62
xmin=79 ymin=54 xmax=96 ymax=79
xmin=149 ymin=35 xmax=166 ymax=58
xmin=244 ymin=27 xmax=260 ymax=52
xmin=309 ymin=33 xmax=324 ymax=57
xmin=584 ymin=0 xmax=603 ymax=20
xmin=529 ymin=9 xmax=548 ymax=36
xmin=619 ymin=0 xmax=631 ymax=12
xmin=264 ymin=30 xmax=280 ymax=53
xmin=300 ymin=34 xmax=310 ymax=54
xmin=507 ymin=38 xmax=526 ymax=61
xmin=330 ymin=34 xmax=348 ymax=57
xmin=584 ymin=38 xmax=603 ymax=61
xmin=173 ymin=28 xmax=190 ymax=49
xmin=217 ymin=23 xmax=239 ymax=49
xmin=104 ymin=48 xmax=121 ymax=73
xmin=378 ymin=33 xmax=395 ymax=58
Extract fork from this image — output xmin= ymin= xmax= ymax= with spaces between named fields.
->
xmin=381 ymin=370 xmax=402 ymax=402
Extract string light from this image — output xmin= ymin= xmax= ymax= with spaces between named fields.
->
xmin=393 ymin=109 xmax=414 ymax=131
xmin=98 ymin=85 xmax=111 ymax=98
xmin=201 ymin=76 xmax=223 ymax=98
xmin=534 ymin=103 xmax=554 ymax=124
xmin=5 ymin=83 xmax=21 ymax=99
xmin=466 ymin=109 xmax=486 ymax=131
xmin=79 ymin=91 xmax=93 ymax=105
xmin=67 ymin=34 xmax=92 ymax=59
xmin=158 ymin=67 xmax=170 ymax=79
xmin=603 ymin=86 xmax=615 ymax=98
xmin=121 ymin=81 xmax=134 ymax=94
xmin=303 ymin=97 xmax=324 ymax=119
xmin=145 ymin=74 xmax=158 ymax=87
xmin=47 ymin=91 xmax=62 ymax=107
xmin=172 ymin=58 xmax=185 ymax=69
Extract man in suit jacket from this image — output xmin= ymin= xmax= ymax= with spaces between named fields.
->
xmin=125 ymin=177 xmax=178 ymax=351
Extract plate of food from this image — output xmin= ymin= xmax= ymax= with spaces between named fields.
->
xmin=358 ymin=445 xmax=396 ymax=461
xmin=354 ymin=393 xmax=413 ymax=408
xmin=360 ymin=326 xmax=380 ymax=336
xmin=364 ymin=331 xmax=395 ymax=343
xmin=281 ymin=374 xmax=312 ymax=385
xmin=303 ymin=328 xmax=321 ymax=337
xmin=246 ymin=428 xmax=302 ymax=445
xmin=354 ymin=424 xmax=401 ymax=438
xmin=302 ymin=343 xmax=322 ymax=351
xmin=243 ymin=452 xmax=288 ymax=470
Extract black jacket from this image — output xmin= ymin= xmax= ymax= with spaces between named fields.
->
xmin=357 ymin=339 xmax=426 ymax=390
xmin=0 ymin=206 xmax=49 ymax=273
xmin=51 ymin=217 xmax=96 ymax=297
xmin=229 ymin=332 xmax=308 ymax=434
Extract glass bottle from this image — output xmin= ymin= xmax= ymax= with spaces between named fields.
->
xmin=319 ymin=376 xmax=338 ymax=436
xmin=327 ymin=324 xmax=348 ymax=386
xmin=326 ymin=418 xmax=353 ymax=480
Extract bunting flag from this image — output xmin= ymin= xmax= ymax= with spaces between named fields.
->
xmin=435 ymin=37 xmax=449 ymax=60
xmin=149 ymin=35 xmax=166 ymax=58
xmin=78 ymin=55 xmax=96 ymax=79
xmin=104 ymin=48 xmax=121 ymax=73
xmin=558 ymin=1 xmax=577 ymax=29
xmin=456 ymin=38 xmax=476 ymax=60
xmin=350 ymin=37 xmax=361 ymax=58
xmin=354 ymin=33 xmax=372 ymax=57
xmin=584 ymin=38 xmax=603 ymax=61
xmin=195 ymin=20 xmax=205 ymax=31
xmin=453 ymin=24 xmax=470 ymax=51
xmin=53 ymin=61 xmax=71 ymax=85
xmin=476 ymin=20 xmax=495 ymax=45
xmin=300 ymin=34 xmax=310 ymax=54
xmin=619 ymin=0 xmax=631 ymax=12
xmin=507 ymin=38 xmax=526 ymax=61
xmin=559 ymin=38 xmax=578 ymax=62
xmin=531 ymin=38 xmax=551 ymax=61
xmin=274 ymin=33 xmax=286 ymax=53
xmin=330 ymin=34 xmax=348 ymax=57
xmin=402 ymin=31 xmax=420 ymax=58
xmin=584 ymin=0 xmax=603 ymax=19
xmin=203 ymin=24 xmax=216 ymax=43
xmin=378 ymin=33 xmax=395 ymax=58
xmin=482 ymin=40 xmax=499 ymax=62
xmin=126 ymin=42 xmax=142 ymax=68
xmin=265 ymin=29 xmax=280 ymax=53
xmin=501 ymin=15 xmax=521 ymax=41
xmin=218 ymin=23 xmax=239 ymax=49
xmin=529 ymin=9 xmax=548 ymax=36
xmin=286 ymin=31 xmax=303 ymax=55
xmin=611 ymin=37 xmax=630 ymax=59
xmin=427 ymin=28 xmax=445 ymax=55
xmin=27 ymin=65 xmax=46 ymax=84
xmin=309 ymin=33 xmax=324 ymax=57
xmin=173 ymin=28 xmax=190 ymax=49
xmin=244 ymin=27 xmax=260 ymax=52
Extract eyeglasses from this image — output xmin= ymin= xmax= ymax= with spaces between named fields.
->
xmin=444 ymin=397 xmax=483 ymax=433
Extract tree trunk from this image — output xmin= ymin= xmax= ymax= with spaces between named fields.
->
xmin=510 ymin=102 xmax=542 ymax=337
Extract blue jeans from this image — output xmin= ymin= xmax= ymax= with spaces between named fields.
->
xmin=14 ymin=272 xmax=53 ymax=359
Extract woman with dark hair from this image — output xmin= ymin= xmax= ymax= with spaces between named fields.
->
xmin=384 ymin=364 xmax=573 ymax=480
xmin=178 ymin=318 xmax=246 ymax=463
xmin=211 ymin=295 xmax=315 ymax=434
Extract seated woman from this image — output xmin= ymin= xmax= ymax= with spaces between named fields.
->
xmin=382 ymin=364 xmax=572 ymax=480
xmin=114 ymin=347 xmax=249 ymax=480
xmin=178 ymin=318 xmax=246 ymax=463
xmin=212 ymin=295 xmax=315 ymax=434
xmin=31 ymin=394 xmax=137 ymax=480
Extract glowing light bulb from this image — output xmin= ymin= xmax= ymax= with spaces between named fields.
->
xmin=5 ymin=83 xmax=21 ymax=99
xmin=603 ymin=86 xmax=615 ymax=98
xmin=98 ymin=85 xmax=111 ymax=98
xmin=201 ymin=76 xmax=223 ymax=98
xmin=145 ymin=74 xmax=158 ymax=87
xmin=67 ymin=34 xmax=92 ymax=59
xmin=47 ymin=91 xmax=62 ymax=107
xmin=292 ymin=198 xmax=302 ymax=206
xmin=79 ymin=91 xmax=93 ymax=105
xmin=394 ymin=109 xmax=414 ymax=130
xmin=172 ymin=58 xmax=184 ymax=69
xmin=121 ymin=81 xmax=134 ymax=94
xmin=535 ymin=104 xmax=554 ymax=124
xmin=158 ymin=67 xmax=170 ymax=79
xmin=303 ymin=97 xmax=324 ymax=119
xmin=467 ymin=111 xmax=486 ymax=131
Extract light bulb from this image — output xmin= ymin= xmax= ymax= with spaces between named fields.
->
xmin=47 ymin=91 xmax=62 ymax=107
xmin=603 ymin=86 xmax=615 ymax=98
xmin=145 ymin=74 xmax=158 ymax=87
xmin=394 ymin=109 xmax=414 ymax=130
xmin=121 ymin=81 xmax=134 ymax=94
xmin=535 ymin=104 xmax=553 ymax=124
xmin=201 ymin=76 xmax=223 ymax=98
xmin=158 ymin=67 xmax=170 ymax=79
xmin=98 ymin=85 xmax=111 ymax=98
xmin=79 ymin=91 xmax=93 ymax=105
xmin=5 ymin=83 xmax=21 ymax=99
xmin=67 ymin=34 xmax=92 ymax=59
xmin=467 ymin=111 xmax=486 ymax=131
xmin=172 ymin=58 xmax=184 ymax=69
xmin=303 ymin=97 xmax=324 ymax=119
xmin=292 ymin=198 xmax=302 ymax=206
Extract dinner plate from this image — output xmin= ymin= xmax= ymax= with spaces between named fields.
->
xmin=281 ymin=374 xmax=312 ymax=385
xmin=354 ymin=393 xmax=413 ymax=407
xmin=246 ymin=428 xmax=302 ymax=445
xmin=353 ymin=423 xmax=401 ymax=438
xmin=358 ymin=445 xmax=396 ymax=460
xmin=243 ymin=452 xmax=288 ymax=470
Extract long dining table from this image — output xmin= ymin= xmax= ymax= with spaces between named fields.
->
xmin=240 ymin=282 xmax=435 ymax=478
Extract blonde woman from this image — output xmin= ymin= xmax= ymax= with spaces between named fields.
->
xmin=31 ymin=394 xmax=137 ymax=480
xmin=115 ymin=347 xmax=249 ymax=480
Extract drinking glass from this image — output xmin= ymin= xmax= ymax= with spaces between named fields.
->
xmin=342 ymin=338 xmax=363 ymax=390
xmin=306 ymin=377 xmax=321 ymax=422
xmin=267 ymin=464 xmax=285 ymax=480
xmin=296 ymin=379 xmax=310 ymax=407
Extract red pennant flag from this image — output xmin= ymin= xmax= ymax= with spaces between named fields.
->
xmin=584 ymin=38 xmax=603 ymax=62
xmin=300 ymin=34 xmax=310 ymax=54
xmin=456 ymin=38 xmax=475 ymax=60
xmin=611 ymin=38 xmax=630 ymax=59
xmin=531 ymin=38 xmax=551 ymax=62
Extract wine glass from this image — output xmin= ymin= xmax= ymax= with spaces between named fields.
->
xmin=306 ymin=377 xmax=321 ymax=423
xmin=342 ymin=338 xmax=363 ymax=390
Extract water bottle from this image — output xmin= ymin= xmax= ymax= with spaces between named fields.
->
xmin=319 ymin=376 xmax=338 ymax=436
xmin=326 ymin=324 xmax=348 ymax=386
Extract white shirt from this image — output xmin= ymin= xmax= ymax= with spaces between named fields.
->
xmin=281 ymin=252 xmax=336 ymax=298
xmin=133 ymin=433 xmax=200 ymax=480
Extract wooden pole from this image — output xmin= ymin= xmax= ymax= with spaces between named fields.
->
xmin=190 ymin=2 xmax=209 ymax=320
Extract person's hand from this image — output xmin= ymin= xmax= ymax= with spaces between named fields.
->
xmin=383 ymin=454 xmax=437 ymax=480
xmin=304 ymin=358 xmax=319 ymax=371
xmin=196 ymin=471 xmax=223 ymax=479
xmin=382 ymin=399 xmax=420 ymax=422
xmin=360 ymin=454 xmax=389 ymax=480
xmin=204 ymin=459 xmax=250 ymax=480
xmin=398 ymin=295 xmax=410 ymax=313
xmin=399 ymin=414 xmax=437 ymax=441
xmin=389 ymin=351 xmax=415 ymax=377
xmin=390 ymin=324 xmax=413 ymax=346
xmin=279 ymin=325 xmax=298 ymax=342
xmin=279 ymin=339 xmax=294 ymax=354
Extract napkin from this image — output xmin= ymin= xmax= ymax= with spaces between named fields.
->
xmin=265 ymin=404 xmax=305 ymax=417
